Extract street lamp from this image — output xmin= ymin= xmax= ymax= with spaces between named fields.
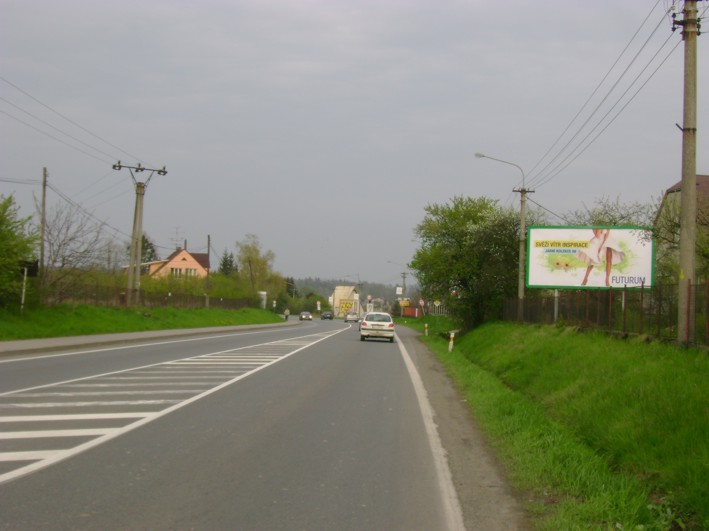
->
xmin=475 ymin=152 xmax=532 ymax=320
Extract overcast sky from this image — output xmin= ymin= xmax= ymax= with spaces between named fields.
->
xmin=2 ymin=0 xmax=707 ymax=285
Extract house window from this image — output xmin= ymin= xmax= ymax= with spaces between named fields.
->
xmin=171 ymin=268 xmax=182 ymax=277
xmin=186 ymin=268 xmax=197 ymax=277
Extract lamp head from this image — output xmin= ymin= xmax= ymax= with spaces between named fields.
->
xmin=474 ymin=152 xmax=485 ymax=159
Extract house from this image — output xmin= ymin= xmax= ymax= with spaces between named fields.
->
xmin=657 ymin=175 xmax=709 ymax=214
xmin=654 ymin=174 xmax=709 ymax=280
xmin=146 ymin=248 xmax=211 ymax=279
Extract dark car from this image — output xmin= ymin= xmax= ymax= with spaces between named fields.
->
xmin=299 ymin=311 xmax=313 ymax=321
xmin=321 ymin=311 xmax=334 ymax=320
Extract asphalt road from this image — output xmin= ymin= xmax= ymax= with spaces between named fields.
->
xmin=0 ymin=321 xmax=529 ymax=530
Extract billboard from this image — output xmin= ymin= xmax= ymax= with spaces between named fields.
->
xmin=527 ymin=226 xmax=654 ymax=289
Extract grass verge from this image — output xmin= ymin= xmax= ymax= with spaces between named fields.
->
xmin=0 ymin=305 xmax=284 ymax=340
xmin=402 ymin=317 xmax=708 ymax=530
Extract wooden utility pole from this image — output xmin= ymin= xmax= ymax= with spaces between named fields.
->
xmin=675 ymin=1 xmax=702 ymax=345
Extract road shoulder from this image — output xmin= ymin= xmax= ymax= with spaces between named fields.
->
xmin=396 ymin=326 xmax=531 ymax=530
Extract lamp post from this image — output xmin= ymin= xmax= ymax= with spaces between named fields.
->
xmin=475 ymin=152 xmax=532 ymax=320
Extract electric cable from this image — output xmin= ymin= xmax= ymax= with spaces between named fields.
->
xmin=525 ymin=0 xmax=666 ymax=184
xmin=0 ymin=75 xmax=147 ymax=164
xmin=526 ymin=3 xmax=675 ymax=189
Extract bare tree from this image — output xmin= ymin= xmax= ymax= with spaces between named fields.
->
xmin=36 ymin=200 xmax=112 ymax=294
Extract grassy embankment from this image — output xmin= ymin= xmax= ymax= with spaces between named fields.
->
xmin=0 ymin=305 xmax=284 ymax=340
xmin=402 ymin=316 xmax=708 ymax=530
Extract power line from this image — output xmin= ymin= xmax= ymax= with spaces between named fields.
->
xmin=0 ymin=75 xmax=147 ymax=164
xmin=45 ymin=181 xmax=132 ymax=241
xmin=526 ymin=197 xmax=570 ymax=224
xmin=0 ymin=110 xmax=114 ymax=164
xmin=526 ymin=2 xmax=679 ymax=190
xmin=533 ymin=36 xmax=681 ymax=190
xmin=0 ymin=177 xmax=42 ymax=186
xmin=0 ymin=95 xmax=118 ymax=161
xmin=525 ymin=0 xmax=667 ymax=184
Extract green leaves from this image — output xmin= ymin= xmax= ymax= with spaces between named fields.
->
xmin=411 ymin=195 xmax=519 ymax=328
xmin=0 ymin=195 xmax=39 ymax=306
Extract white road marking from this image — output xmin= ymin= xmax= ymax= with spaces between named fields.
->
xmin=396 ymin=334 xmax=466 ymax=531
xmin=0 ymin=328 xmax=346 ymax=485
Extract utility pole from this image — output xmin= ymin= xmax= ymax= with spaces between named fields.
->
xmin=401 ymin=271 xmax=407 ymax=294
xmin=205 ymin=234 xmax=211 ymax=309
xmin=113 ymin=161 xmax=167 ymax=306
xmin=39 ymin=167 xmax=47 ymax=303
xmin=475 ymin=152 xmax=532 ymax=321
xmin=674 ymin=1 xmax=702 ymax=345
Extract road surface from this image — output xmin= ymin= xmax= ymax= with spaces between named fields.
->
xmin=0 ymin=321 xmax=528 ymax=530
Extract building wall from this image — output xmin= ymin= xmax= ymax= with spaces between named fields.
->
xmin=151 ymin=250 xmax=208 ymax=279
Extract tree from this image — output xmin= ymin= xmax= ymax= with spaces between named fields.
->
xmin=218 ymin=249 xmax=238 ymax=276
xmin=285 ymin=276 xmax=298 ymax=298
xmin=141 ymin=234 xmax=160 ymax=263
xmin=235 ymin=234 xmax=280 ymax=295
xmin=39 ymin=200 xmax=109 ymax=292
xmin=125 ymin=233 xmax=159 ymax=265
xmin=411 ymin=195 xmax=539 ymax=329
xmin=564 ymin=196 xmax=658 ymax=227
xmin=0 ymin=195 xmax=39 ymax=306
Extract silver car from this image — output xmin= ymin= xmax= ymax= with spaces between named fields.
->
xmin=359 ymin=312 xmax=395 ymax=342
xmin=344 ymin=312 xmax=359 ymax=323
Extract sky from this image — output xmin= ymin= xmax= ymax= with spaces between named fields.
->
xmin=1 ymin=0 xmax=707 ymax=285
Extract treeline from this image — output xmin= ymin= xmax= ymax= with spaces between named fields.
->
xmin=410 ymin=194 xmax=702 ymax=330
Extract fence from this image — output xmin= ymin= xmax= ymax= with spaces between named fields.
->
xmin=40 ymin=282 xmax=251 ymax=311
xmin=503 ymin=282 xmax=709 ymax=345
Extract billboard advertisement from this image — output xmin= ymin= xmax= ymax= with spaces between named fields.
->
xmin=527 ymin=226 xmax=654 ymax=289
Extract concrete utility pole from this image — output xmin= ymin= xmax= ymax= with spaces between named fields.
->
xmin=675 ymin=1 xmax=702 ymax=345
xmin=205 ymin=234 xmax=211 ymax=309
xmin=39 ymin=167 xmax=47 ymax=302
xmin=475 ymin=152 xmax=532 ymax=321
xmin=112 ymin=161 xmax=167 ymax=306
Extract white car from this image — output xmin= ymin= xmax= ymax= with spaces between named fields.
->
xmin=344 ymin=312 xmax=359 ymax=323
xmin=359 ymin=312 xmax=395 ymax=342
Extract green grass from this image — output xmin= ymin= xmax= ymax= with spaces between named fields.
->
xmin=411 ymin=320 xmax=709 ymax=530
xmin=0 ymin=305 xmax=284 ymax=340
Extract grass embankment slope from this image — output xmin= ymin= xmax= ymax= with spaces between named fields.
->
xmin=408 ymin=318 xmax=708 ymax=530
xmin=0 ymin=305 xmax=284 ymax=340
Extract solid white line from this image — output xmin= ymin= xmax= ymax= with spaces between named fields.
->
xmin=0 ymin=428 xmax=118 ymax=439
xmin=1 ymin=400 xmax=180 ymax=407
xmin=396 ymin=334 xmax=466 ymax=531
xmin=0 ymin=413 xmax=151 ymax=422
xmin=0 ymin=451 xmax=66 ymax=461
xmin=11 ymin=391 xmax=201 ymax=397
